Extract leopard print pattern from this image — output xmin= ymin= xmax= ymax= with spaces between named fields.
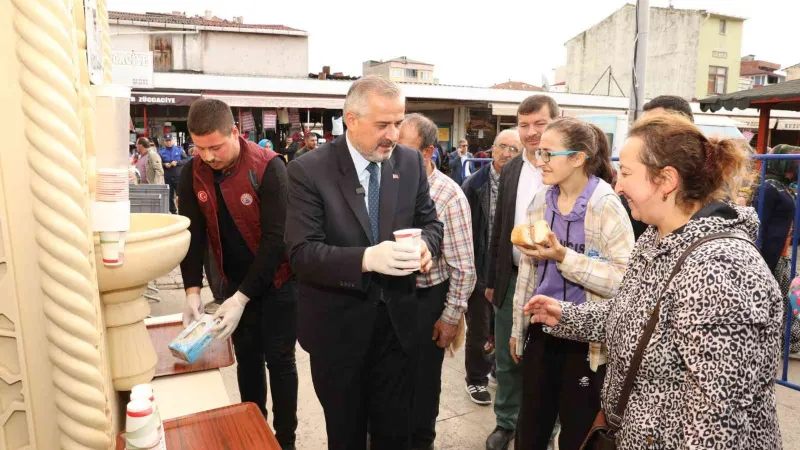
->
xmin=552 ymin=203 xmax=783 ymax=449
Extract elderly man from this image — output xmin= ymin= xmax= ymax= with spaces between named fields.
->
xmin=398 ymin=113 xmax=476 ymax=450
xmin=134 ymin=137 xmax=165 ymax=185
xmin=286 ymin=76 xmax=443 ymax=450
xmin=460 ymin=128 xmax=523 ymax=407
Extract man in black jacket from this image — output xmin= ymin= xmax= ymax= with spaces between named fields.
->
xmin=461 ymin=129 xmax=522 ymax=407
xmin=285 ymin=76 xmax=443 ymax=450
xmin=485 ymin=95 xmax=559 ymax=450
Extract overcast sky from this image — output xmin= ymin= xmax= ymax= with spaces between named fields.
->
xmin=108 ymin=0 xmax=798 ymax=87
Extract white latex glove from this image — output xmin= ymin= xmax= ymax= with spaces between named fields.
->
xmin=363 ymin=241 xmax=420 ymax=276
xmin=211 ymin=291 xmax=249 ymax=341
xmin=182 ymin=293 xmax=203 ymax=328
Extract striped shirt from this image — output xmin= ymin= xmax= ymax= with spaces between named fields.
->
xmin=417 ymin=164 xmax=477 ymax=325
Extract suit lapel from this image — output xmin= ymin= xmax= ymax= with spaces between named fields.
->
xmin=335 ymin=139 xmax=373 ymax=244
xmin=378 ymin=155 xmax=399 ymax=242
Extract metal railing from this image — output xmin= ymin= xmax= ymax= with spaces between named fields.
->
xmin=463 ymin=153 xmax=800 ymax=391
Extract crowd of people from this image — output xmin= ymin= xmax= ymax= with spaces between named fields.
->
xmin=168 ymin=75 xmax=787 ymax=450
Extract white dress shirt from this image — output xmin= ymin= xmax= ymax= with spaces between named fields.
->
xmin=513 ymin=149 xmax=543 ymax=266
xmin=346 ymin=133 xmax=381 ymax=211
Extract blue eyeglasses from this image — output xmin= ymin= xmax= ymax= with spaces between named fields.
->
xmin=534 ymin=149 xmax=589 ymax=163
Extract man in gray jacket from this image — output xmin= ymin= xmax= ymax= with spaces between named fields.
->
xmin=135 ymin=137 xmax=165 ymax=184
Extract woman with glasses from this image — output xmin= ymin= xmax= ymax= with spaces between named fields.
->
xmin=511 ymin=118 xmax=635 ymax=450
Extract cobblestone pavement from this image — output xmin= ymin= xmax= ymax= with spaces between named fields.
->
xmin=152 ymin=267 xmax=800 ymax=449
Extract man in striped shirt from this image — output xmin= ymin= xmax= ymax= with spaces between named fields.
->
xmin=399 ymin=113 xmax=477 ymax=450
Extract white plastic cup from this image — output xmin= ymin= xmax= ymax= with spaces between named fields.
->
xmin=117 ymin=231 xmax=127 ymax=265
xmin=125 ymin=399 xmax=161 ymax=449
xmin=393 ymin=228 xmax=422 ymax=271
xmin=131 ymin=384 xmax=165 ymax=449
xmin=99 ymin=231 xmax=122 ymax=266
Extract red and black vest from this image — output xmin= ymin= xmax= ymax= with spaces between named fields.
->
xmin=192 ymin=136 xmax=292 ymax=290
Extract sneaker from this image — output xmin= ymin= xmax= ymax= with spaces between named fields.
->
xmin=465 ymin=384 xmax=492 ymax=405
xmin=488 ymin=373 xmax=498 ymax=386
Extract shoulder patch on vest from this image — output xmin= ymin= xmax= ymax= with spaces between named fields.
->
xmin=240 ymin=193 xmax=253 ymax=206
xmin=197 ymin=191 xmax=208 ymax=203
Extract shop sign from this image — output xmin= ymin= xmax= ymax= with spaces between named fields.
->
xmin=113 ymin=51 xmax=154 ymax=88
xmin=130 ymin=93 xmax=198 ymax=106
xmin=778 ymin=120 xmax=800 ymax=131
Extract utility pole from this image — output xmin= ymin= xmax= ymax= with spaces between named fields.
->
xmin=628 ymin=0 xmax=649 ymax=128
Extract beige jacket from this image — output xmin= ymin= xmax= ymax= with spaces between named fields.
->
xmin=144 ymin=150 xmax=165 ymax=184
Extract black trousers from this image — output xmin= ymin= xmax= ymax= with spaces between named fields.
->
xmin=167 ymin=176 xmax=179 ymax=213
xmin=465 ymin=281 xmax=492 ymax=386
xmin=310 ymin=303 xmax=414 ymax=450
xmin=515 ymin=324 xmax=605 ymax=450
xmin=411 ymin=281 xmax=449 ymax=448
xmin=231 ymin=280 xmax=299 ymax=448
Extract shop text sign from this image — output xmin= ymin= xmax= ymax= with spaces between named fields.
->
xmin=112 ymin=51 xmax=154 ymax=88
xmin=130 ymin=93 xmax=198 ymax=106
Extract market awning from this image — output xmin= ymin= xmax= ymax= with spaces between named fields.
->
xmin=777 ymin=119 xmax=800 ymax=131
xmin=699 ymin=79 xmax=800 ymax=112
xmin=491 ymin=102 xmax=625 ymax=117
xmin=490 ymin=102 xmax=518 ymax=116
xmin=735 ymin=117 xmax=777 ymax=129
xmin=203 ymin=94 xmax=344 ymax=109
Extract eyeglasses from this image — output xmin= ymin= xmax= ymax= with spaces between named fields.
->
xmin=495 ymin=143 xmax=522 ymax=154
xmin=534 ymin=149 xmax=587 ymax=163
xmin=459 ymin=144 xmax=469 ymax=148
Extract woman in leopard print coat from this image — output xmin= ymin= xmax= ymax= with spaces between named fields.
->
xmin=525 ymin=115 xmax=783 ymax=449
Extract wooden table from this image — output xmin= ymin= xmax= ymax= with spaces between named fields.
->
xmin=147 ymin=319 xmax=235 ymax=377
xmin=116 ymin=403 xmax=281 ymax=450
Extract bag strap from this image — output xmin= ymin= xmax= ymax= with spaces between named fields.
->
xmin=606 ymin=232 xmax=756 ymax=429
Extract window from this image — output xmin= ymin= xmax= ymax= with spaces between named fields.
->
xmin=149 ymin=35 xmax=173 ymax=72
xmin=719 ymin=19 xmax=727 ymax=35
xmin=405 ymin=69 xmax=418 ymax=79
xmin=391 ymin=68 xmax=404 ymax=79
xmin=768 ymin=75 xmax=781 ymax=84
xmin=421 ymin=71 xmax=432 ymax=81
xmin=708 ymin=66 xmax=728 ymax=94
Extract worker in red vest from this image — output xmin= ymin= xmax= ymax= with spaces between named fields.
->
xmin=178 ymin=99 xmax=298 ymax=450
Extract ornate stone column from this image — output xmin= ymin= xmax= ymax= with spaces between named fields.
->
xmin=6 ymin=0 xmax=114 ymax=448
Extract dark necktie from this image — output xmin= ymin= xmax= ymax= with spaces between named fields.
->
xmin=366 ymin=162 xmax=380 ymax=244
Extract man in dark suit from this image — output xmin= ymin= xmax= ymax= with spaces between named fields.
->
xmin=285 ymin=76 xmax=444 ymax=450
xmin=448 ymin=139 xmax=474 ymax=185
xmin=485 ymin=95 xmax=559 ymax=450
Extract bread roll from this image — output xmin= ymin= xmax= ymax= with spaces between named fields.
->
xmin=533 ymin=220 xmax=551 ymax=244
xmin=511 ymin=220 xmax=551 ymax=247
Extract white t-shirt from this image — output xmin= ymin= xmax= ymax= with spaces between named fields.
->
xmin=513 ymin=150 xmax=543 ymax=266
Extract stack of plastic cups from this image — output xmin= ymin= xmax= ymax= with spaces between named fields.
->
xmin=130 ymin=384 xmax=166 ymax=450
xmin=125 ymin=398 xmax=163 ymax=450
xmin=95 ymin=168 xmax=130 ymax=266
